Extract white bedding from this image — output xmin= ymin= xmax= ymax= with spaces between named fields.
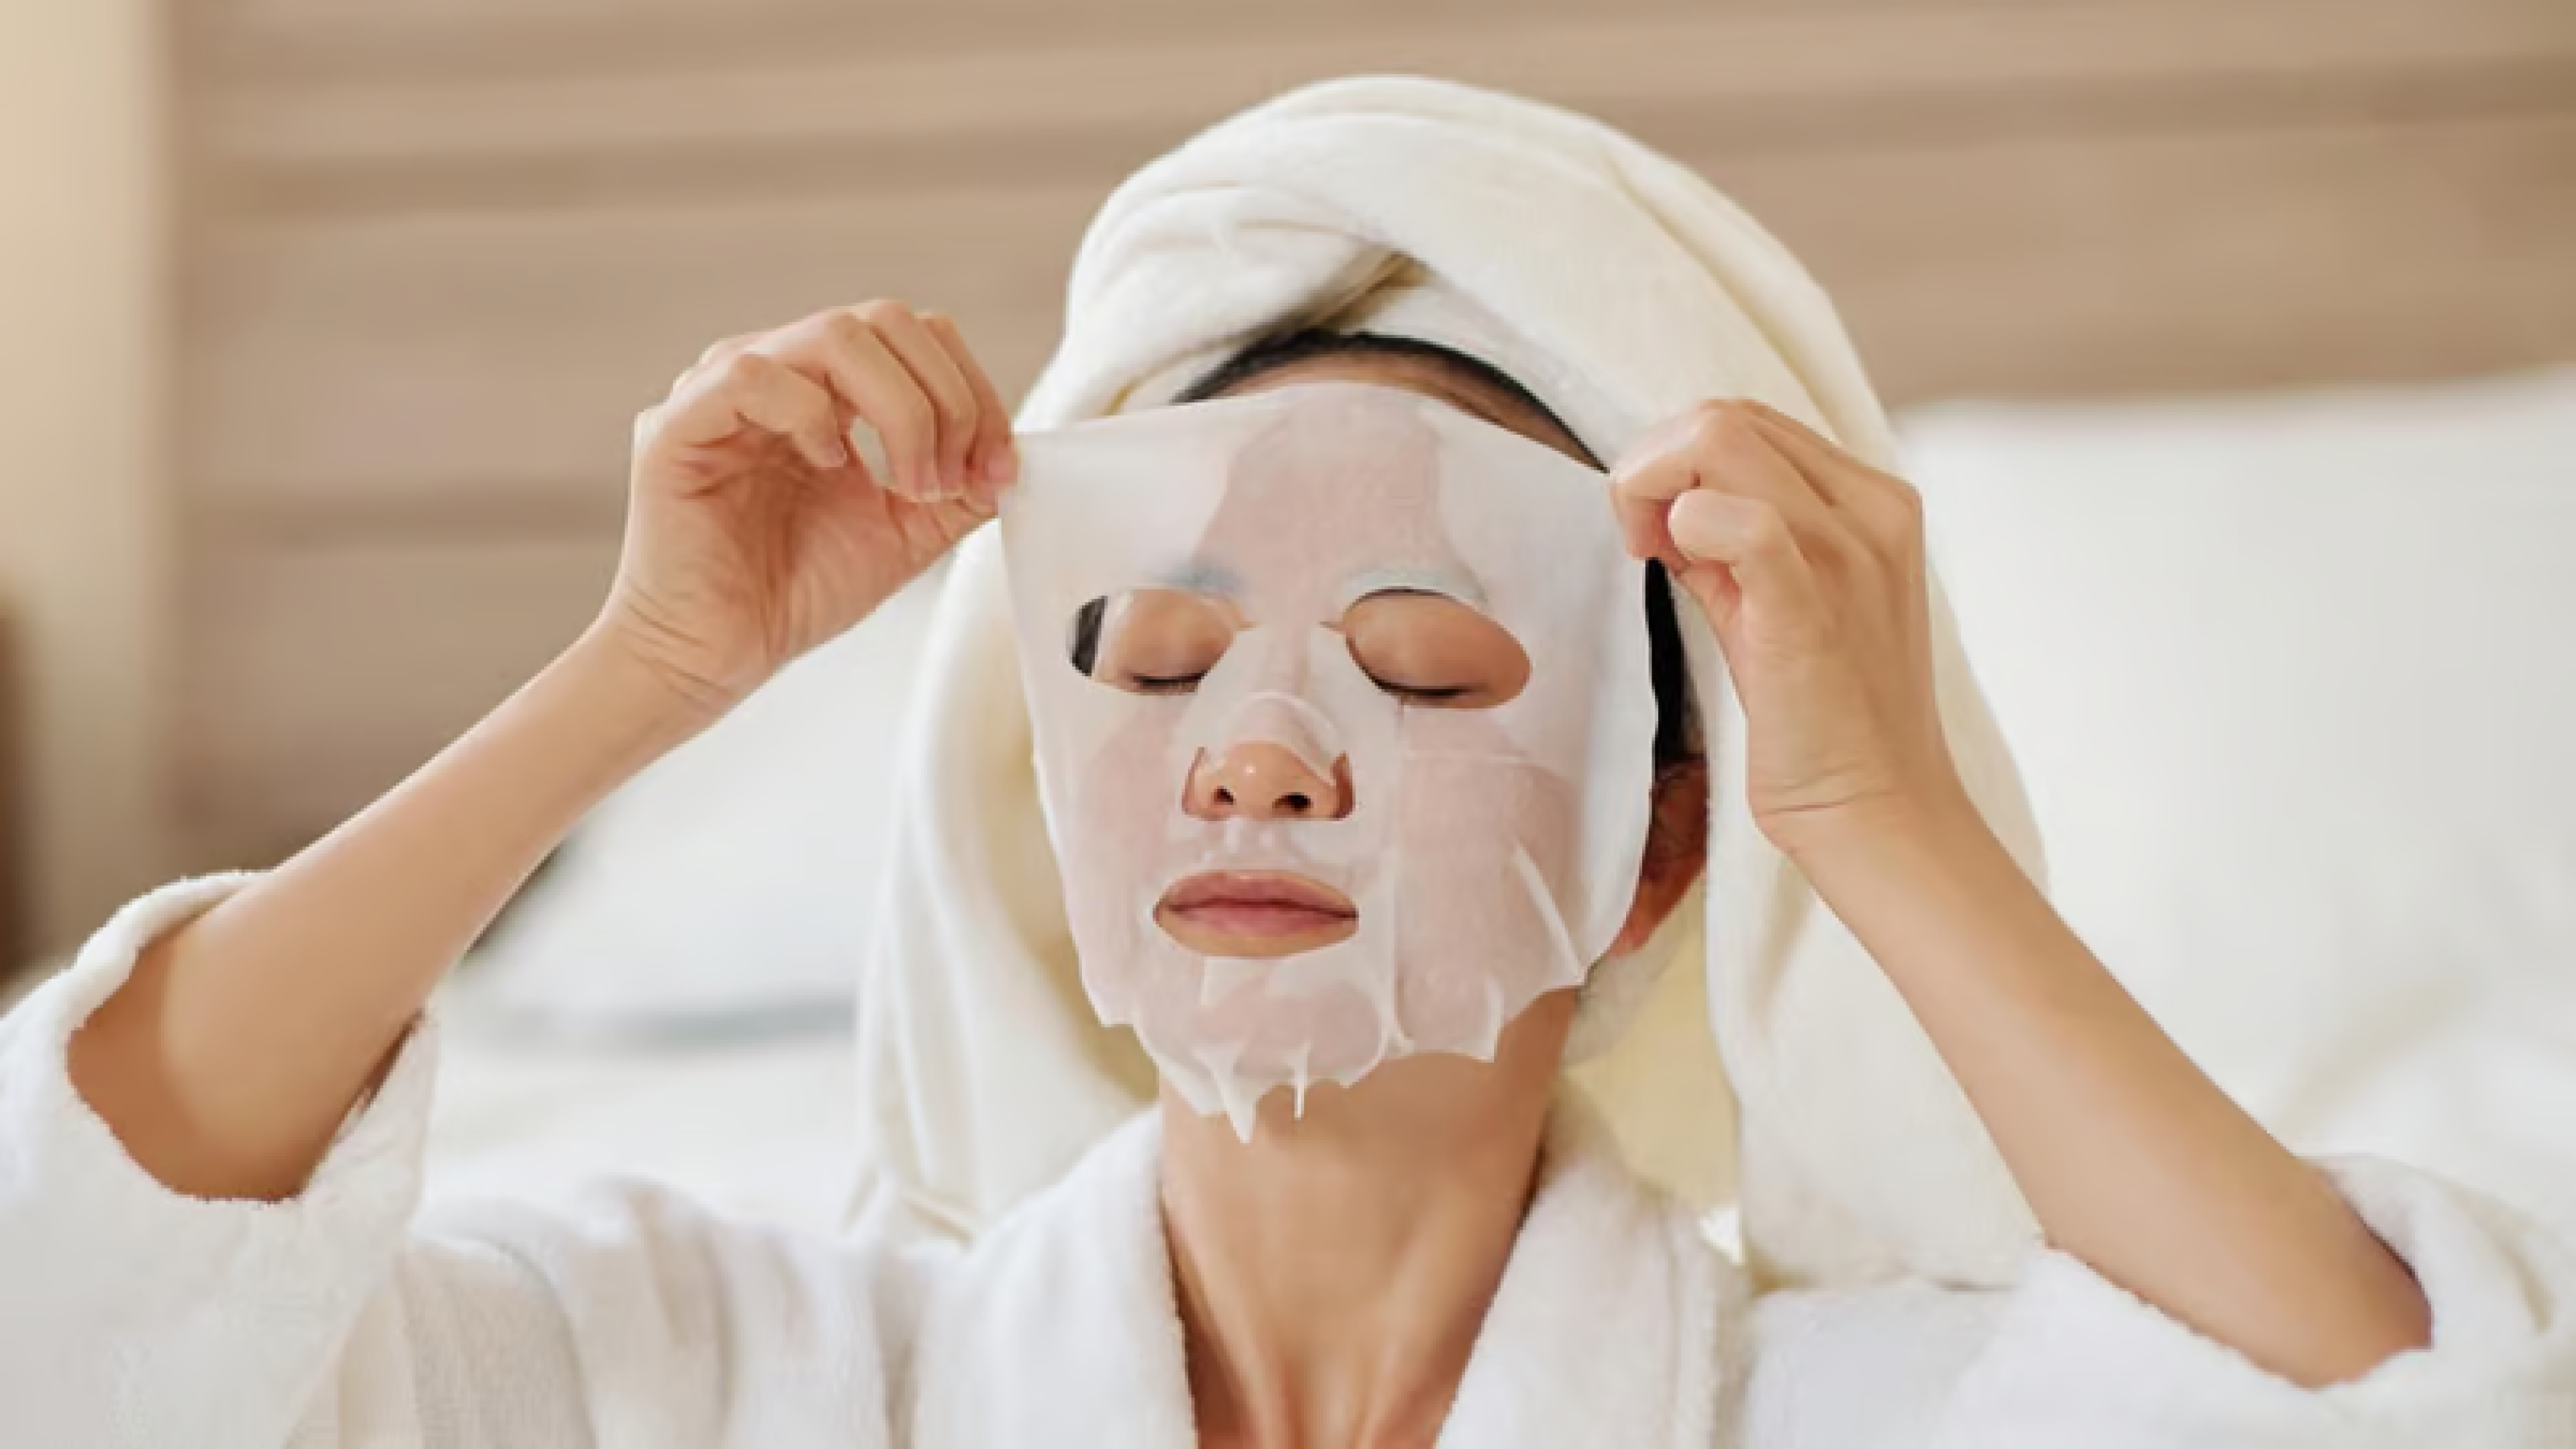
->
xmin=1902 ymin=366 xmax=2576 ymax=1242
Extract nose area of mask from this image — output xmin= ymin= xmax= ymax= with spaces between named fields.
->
xmin=1225 ymin=686 xmax=1343 ymax=772
xmin=1186 ymin=738 xmax=1348 ymax=821
xmin=1184 ymin=689 xmax=1351 ymax=820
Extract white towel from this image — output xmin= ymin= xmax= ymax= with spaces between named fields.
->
xmin=849 ymin=74 xmax=2050 ymax=1291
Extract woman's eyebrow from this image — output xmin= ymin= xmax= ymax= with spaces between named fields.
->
xmin=1159 ymin=561 xmax=1245 ymax=598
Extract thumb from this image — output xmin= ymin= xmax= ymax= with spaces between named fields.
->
xmin=1667 ymin=554 xmax=1743 ymax=635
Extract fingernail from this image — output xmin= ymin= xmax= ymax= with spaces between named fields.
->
xmin=816 ymin=437 xmax=851 ymax=469
xmin=983 ymin=443 xmax=1019 ymax=486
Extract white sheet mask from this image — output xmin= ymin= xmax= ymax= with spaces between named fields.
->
xmin=1001 ymin=382 xmax=1656 ymax=1137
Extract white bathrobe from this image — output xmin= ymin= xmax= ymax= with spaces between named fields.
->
xmin=5 ymin=879 xmax=2575 ymax=1447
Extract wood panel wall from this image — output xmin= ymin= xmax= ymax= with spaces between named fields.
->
xmin=171 ymin=0 xmax=2576 ymax=869
xmin=0 ymin=613 xmax=23 ymax=973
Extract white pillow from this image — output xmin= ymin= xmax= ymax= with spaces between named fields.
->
xmin=460 ymin=566 xmax=946 ymax=1038
xmin=1899 ymin=368 xmax=2576 ymax=1234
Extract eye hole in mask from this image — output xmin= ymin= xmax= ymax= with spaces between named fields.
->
xmin=1068 ymin=587 xmax=1531 ymax=708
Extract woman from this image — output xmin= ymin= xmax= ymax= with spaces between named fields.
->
xmin=5 ymin=78 xmax=2570 ymax=1447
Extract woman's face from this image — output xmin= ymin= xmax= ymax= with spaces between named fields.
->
xmin=1181 ymin=356 xmax=1707 ymax=974
xmin=1134 ymin=347 xmax=1621 ymax=956
xmin=1010 ymin=360 xmax=1669 ymax=1130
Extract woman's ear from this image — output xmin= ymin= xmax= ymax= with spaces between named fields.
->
xmin=1607 ymin=756 xmax=1710 ymax=958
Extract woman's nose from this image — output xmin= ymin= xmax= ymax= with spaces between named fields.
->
xmin=1184 ymin=742 xmax=1348 ymax=821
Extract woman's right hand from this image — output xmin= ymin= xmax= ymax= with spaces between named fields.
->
xmin=64 ymin=301 xmax=1015 ymax=1204
xmin=599 ymin=301 xmax=1017 ymax=722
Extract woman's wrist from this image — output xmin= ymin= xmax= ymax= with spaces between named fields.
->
xmin=1765 ymin=777 xmax=1992 ymax=884
xmin=559 ymin=613 xmax=741 ymax=765
xmin=1764 ymin=777 xmax=2053 ymax=996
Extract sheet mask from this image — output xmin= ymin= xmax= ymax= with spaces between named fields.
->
xmin=1001 ymin=383 xmax=1656 ymax=1138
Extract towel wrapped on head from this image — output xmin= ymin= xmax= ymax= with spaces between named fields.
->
xmin=849 ymin=74 xmax=2049 ymax=1292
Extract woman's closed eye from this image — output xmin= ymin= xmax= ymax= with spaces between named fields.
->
xmin=1340 ymin=590 xmax=1529 ymax=709
xmin=1376 ymin=681 xmax=1474 ymax=704
xmin=1076 ymin=588 xmax=1237 ymax=694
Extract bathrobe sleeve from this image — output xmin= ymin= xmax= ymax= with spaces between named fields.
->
xmin=1927 ymin=1159 xmax=2576 ymax=1446
xmin=0 ymin=879 xmax=924 ymax=1449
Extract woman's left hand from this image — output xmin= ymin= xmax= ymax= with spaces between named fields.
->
xmin=1609 ymin=399 xmax=1966 ymax=857
xmin=1613 ymin=402 xmax=2440 ymax=1388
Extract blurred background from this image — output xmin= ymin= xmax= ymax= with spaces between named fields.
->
xmin=3 ymin=0 xmax=2573 ymax=1231
xmin=0 ymin=0 xmax=2566 ymax=964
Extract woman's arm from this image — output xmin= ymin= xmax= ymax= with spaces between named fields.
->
xmin=68 ymin=633 xmax=703 ymax=1201
xmin=1612 ymin=400 xmax=2430 ymax=1388
xmin=1791 ymin=794 xmax=2430 ymax=1386
xmin=68 ymin=301 xmax=1014 ymax=1203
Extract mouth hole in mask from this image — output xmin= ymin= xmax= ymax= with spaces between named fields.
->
xmin=1067 ymin=586 xmax=1531 ymax=709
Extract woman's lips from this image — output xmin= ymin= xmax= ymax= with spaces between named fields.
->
xmin=1155 ymin=870 xmax=1359 ymax=959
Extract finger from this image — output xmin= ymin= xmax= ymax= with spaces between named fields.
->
xmin=1609 ymin=413 xmax=1715 ymax=568
xmin=1669 ymin=398 xmax=1880 ymax=510
xmin=1685 ymin=403 xmax=1849 ymax=566
xmin=694 ymin=331 xmax=763 ymax=370
xmin=1750 ymin=413 xmax=1924 ymax=565
xmin=922 ymin=311 xmax=1017 ymax=496
xmin=1613 ymin=402 xmax=1841 ymax=570
xmin=653 ymin=350 xmax=847 ymax=473
xmin=657 ymin=331 xmax=764 ymax=400
xmin=1665 ymin=489 xmax=1824 ymax=633
xmin=855 ymin=301 xmax=979 ymax=497
xmin=762 ymin=318 xmax=937 ymax=498
xmin=1741 ymin=405 xmax=1923 ymax=555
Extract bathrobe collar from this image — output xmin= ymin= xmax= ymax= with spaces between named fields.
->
xmin=907 ymin=1097 xmax=1731 ymax=1447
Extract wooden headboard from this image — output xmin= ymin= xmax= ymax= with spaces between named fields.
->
xmin=169 ymin=0 xmax=2576 ymax=869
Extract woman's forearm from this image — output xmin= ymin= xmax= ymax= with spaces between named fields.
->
xmin=1787 ymin=794 xmax=2431 ymax=1388
xmin=67 ymin=625 xmax=708 ymax=1202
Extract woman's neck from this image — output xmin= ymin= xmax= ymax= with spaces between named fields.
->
xmin=1158 ymin=995 xmax=1574 ymax=1449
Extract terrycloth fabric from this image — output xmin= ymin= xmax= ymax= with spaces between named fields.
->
xmin=8 ymin=880 xmax=2576 ymax=1446
xmin=849 ymin=73 xmax=2049 ymax=1291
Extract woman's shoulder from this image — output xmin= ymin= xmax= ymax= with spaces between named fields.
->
xmin=417 ymin=1171 xmax=951 ymax=1305
xmin=907 ymin=1113 xmax=1201 ymax=1444
xmin=914 ymin=1110 xmax=1169 ymax=1341
xmin=393 ymin=1117 xmax=1171 ymax=1415
xmin=397 ymin=1175 xmax=950 ymax=1442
